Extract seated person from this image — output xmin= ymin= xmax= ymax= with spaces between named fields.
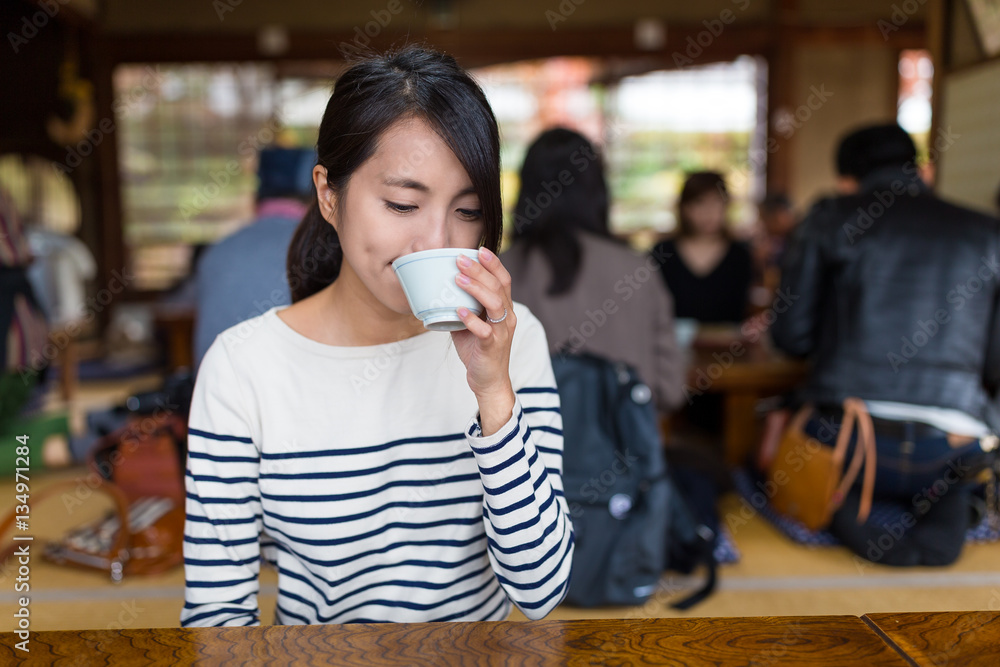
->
xmin=192 ymin=147 xmax=316 ymax=367
xmin=652 ymin=171 xmax=753 ymax=325
xmin=182 ymin=46 xmax=573 ymax=627
xmin=771 ymin=122 xmax=999 ymax=566
xmin=502 ymin=128 xmax=685 ymax=414
xmin=751 ymin=192 xmax=797 ymax=297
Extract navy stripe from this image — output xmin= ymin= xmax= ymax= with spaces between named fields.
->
xmin=186 ymin=575 xmax=258 ymax=589
xmin=429 ymin=586 xmax=506 ymax=622
xmin=184 ymin=535 xmax=260 ymax=548
xmin=189 ymin=428 xmax=254 ymax=444
xmin=493 ymin=524 xmax=575 ymax=577
xmin=187 ymin=491 xmax=257 ymax=505
xmin=275 ymin=603 xmax=310 ymax=625
xmin=477 ymin=446 xmax=525 ymax=476
xmin=189 ymin=475 xmax=258 ymax=485
xmin=469 ymin=411 xmax=523 ymax=455
xmin=181 ymin=607 xmax=255 ymax=626
xmin=523 ymin=406 xmax=561 ymax=414
xmin=533 ymin=425 xmax=563 ymax=436
xmin=185 ymin=513 xmax=261 ymax=526
xmin=516 ymin=387 xmax=559 ymax=395
xmin=259 ymin=432 xmax=465 ymax=460
xmin=185 ymin=555 xmax=259 ymax=567
xmin=482 ymin=469 xmax=531 ymax=497
xmin=272 ymin=533 xmax=486 ymax=572
xmin=265 ymin=495 xmax=482 ymax=525
xmin=260 ymin=451 xmax=474 ymax=480
xmin=188 ymin=451 xmax=258 ymax=463
xmin=260 ymin=516 xmax=480 ymax=548
xmin=260 ymin=473 xmax=480 ymax=503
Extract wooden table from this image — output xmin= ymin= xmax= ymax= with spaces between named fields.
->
xmin=864 ymin=611 xmax=1000 ymax=667
xmin=686 ymin=337 xmax=808 ymax=467
xmin=8 ymin=613 xmax=996 ymax=666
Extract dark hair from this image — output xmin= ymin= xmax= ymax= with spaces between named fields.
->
xmin=835 ymin=123 xmax=917 ymax=180
xmin=286 ymin=46 xmax=503 ymax=302
xmin=510 ymin=128 xmax=610 ymax=296
xmin=676 ymin=171 xmax=729 ymax=238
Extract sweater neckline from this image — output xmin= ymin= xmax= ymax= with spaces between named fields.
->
xmin=263 ymin=306 xmax=447 ymax=359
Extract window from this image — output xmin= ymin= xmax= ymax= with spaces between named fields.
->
xmin=114 ymin=62 xmax=332 ymax=290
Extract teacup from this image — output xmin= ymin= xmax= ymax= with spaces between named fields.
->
xmin=392 ymin=248 xmax=484 ymax=331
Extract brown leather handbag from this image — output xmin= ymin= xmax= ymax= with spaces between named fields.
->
xmin=0 ymin=413 xmax=186 ymax=582
xmin=767 ymin=398 xmax=877 ymax=531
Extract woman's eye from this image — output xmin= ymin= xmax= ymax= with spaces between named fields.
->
xmin=385 ymin=201 xmax=416 ymax=214
xmin=457 ymin=208 xmax=483 ymax=220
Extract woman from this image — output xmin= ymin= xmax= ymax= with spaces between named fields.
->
xmin=182 ymin=47 xmax=573 ymax=627
xmin=502 ymin=128 xmax=684 ymax=413
xmin=652 ymin=171 xmax=752 ymax=324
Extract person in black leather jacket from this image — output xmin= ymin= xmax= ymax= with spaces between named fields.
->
xmin=771 ymin=123 xmax=1000 ymax=566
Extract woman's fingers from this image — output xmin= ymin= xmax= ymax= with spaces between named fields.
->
xmin=457 ymin=307 xmax=493 ymax=339
xmin=456 ymin=272 xmax=506 ymax=316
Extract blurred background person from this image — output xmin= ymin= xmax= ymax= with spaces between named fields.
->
xmin=751 ymin=192 xmax=798 ymax=299
xmin=192 ymin=147 xmax=315 ymax=367
xmin=502 ymin=127 xmax=684 ymax=415
xmin=771 ymin=122 xmax=1000 ymax=566
xmin=652 ymin=171 xmax=753 ymax=325
xmin=0 ymin=186 xmax=51 ymax=428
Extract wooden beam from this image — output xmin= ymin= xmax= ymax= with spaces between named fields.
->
xmin=104 ymin=23 xmax=924 ymax=68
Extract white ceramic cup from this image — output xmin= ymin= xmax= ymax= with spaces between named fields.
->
xmin=392 ymin=248 xmax=484 ymax=331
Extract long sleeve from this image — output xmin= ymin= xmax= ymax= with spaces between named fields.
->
xmin=465 ymin=313 xmax=574 ymax=620
xmin=181 ymin=340 xmax=263 ymax=627
xmin=770 ymin=205 xmax=828 ymax=358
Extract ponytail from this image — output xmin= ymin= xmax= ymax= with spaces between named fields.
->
xmin=286 ymin=201 xmax=342 ymax=303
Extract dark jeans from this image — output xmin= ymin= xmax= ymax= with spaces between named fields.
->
xmin=804 ymin=414 xmax=986 ymax=566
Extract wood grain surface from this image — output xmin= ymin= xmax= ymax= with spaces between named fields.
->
xmin=0 ymin=615 xmax=910 ymax=666
xmin=864 ymin=611 xmax=1000 ymax=667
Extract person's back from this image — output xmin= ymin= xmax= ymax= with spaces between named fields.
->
xmin=771 ymin=123 xmax=999 ymax=567
xmin=502 ymin=128 xmax=684 ymax=414
xmin=193 ymin=148 xmax=314 ymax=366
xmin=773 ymin=165 xmax=1000 ymax=431
xmin=503 ymin=232 xmax=684 ymax=413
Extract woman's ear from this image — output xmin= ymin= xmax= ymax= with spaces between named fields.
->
xmin=313 ymin=165 xmax=338 ymax=230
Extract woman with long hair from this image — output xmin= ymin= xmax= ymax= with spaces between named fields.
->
xmin=182 ymin=46 xmax=573 ymax=627
xmin=502 ymin=128 xmax=684 ymax=413
xmin=652 ymin=171 xmax=752 ymax=324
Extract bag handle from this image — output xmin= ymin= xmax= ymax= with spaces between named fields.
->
xmin=0 ymin=478 xmax=133 ymax=581
xmin=830 ymin=397 xmax=878 ymax=524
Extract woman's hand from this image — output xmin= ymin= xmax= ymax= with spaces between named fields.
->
xmin=452 ymin=247 xmax=516 ymax=436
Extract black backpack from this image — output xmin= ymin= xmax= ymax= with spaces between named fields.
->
xmin=553 ymin=352 xmax=717 ymax=609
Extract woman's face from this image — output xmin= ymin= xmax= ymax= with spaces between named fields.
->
xmin=315 ymin=117 xmax=486 ymax=316
xmin=682 ymin=192 xmax=727 ymax=237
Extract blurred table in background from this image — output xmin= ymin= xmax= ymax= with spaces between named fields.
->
xmin=152 ymin=304 xmax=195 ymax=373
xmin=686 ymin=326 xmax=808 ymax=467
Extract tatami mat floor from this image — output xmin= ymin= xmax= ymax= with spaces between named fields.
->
xmin=2 ymin=376 xmax=998 ymax=632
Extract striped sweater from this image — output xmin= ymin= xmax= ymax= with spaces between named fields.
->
xmin=181 ymin=303 xmax=574 ymax=627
